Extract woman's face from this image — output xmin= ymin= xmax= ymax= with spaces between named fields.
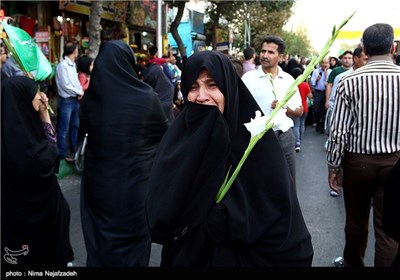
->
xmin=187 ymin=69 xmax=225 ymax=113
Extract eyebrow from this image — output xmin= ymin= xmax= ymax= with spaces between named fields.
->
xmin=198 ymin=77 xmax=215 ymax=83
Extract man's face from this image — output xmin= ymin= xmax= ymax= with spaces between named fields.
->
xmin=354 ymin=52 xmax=368 ymax=69
xmin=259 ymin=42 xmax=282 ymax=70
xmin=73 ymin=47 xmax=79 ymax=60
xmin=341 ymin=53 xmax=353 ymax=68
xmin=321 ymin=58 xmax=330 ymax=70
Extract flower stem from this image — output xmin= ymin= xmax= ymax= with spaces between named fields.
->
xmin=215 ymin=12 xmax=355 ymax=203
xmin=216 ymin=137 xmax=258 ymax=203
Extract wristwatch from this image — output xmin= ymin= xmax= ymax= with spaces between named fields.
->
xmin=328 ymin=164 xmax=340 ymax=174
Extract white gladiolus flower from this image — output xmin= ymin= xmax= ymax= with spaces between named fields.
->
xmin=243 ymin=110 xmax=269 ymax=137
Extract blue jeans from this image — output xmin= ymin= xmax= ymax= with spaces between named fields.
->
xmin=57 ymin=97 xmax=80 ymax=158
xmin=293 ymin=112 xmax=308 ymax=146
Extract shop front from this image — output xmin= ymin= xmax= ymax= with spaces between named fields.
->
xmin=1 ymin=1 xmax=127 ymax=63
xmin=59 ymin=0 xmax=129 ymax=58
xmin=126 ymin=0 xmax=158 ymax=62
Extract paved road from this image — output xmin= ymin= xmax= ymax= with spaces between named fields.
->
xmin=59 ymin=125 xmax=374 ymax=267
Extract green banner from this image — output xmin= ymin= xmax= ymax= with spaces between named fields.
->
xmin=2 ymin=20 xmax=52 ymax=81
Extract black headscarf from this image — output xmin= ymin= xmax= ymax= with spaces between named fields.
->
xmin=1 ymin=76 xmax=73 ymax=267
xmin=81 ymin=40 xmax=164 ymax=126
xmin=142 ymin=63 xmax=175 ymax=123
xmin=1 ymin=76 xmax=58 ymax=178
xmin=146 ymin=51 xmax=313 ymax=266
xmin=80 ymin=40 xmax=169 ymax=266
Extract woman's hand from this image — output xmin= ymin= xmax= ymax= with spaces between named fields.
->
xmin=36 ymin=92 xmax=51 ymax=123
xmin=38 ymin=92 xmax=49 ymax=110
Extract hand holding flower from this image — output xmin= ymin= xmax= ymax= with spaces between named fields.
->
xmin=271 ymin=99 xmax=278 ymax=109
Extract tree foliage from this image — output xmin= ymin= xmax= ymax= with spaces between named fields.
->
xmin=205 ymin=1 xmax=238 ymax=50
xmin=281 ymin=27 xmax=315 ymax=58
xmin=205 ymin=0 xmax=296 ymax=52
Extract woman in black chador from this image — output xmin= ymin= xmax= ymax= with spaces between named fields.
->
xmin=80 ymin=40 xmax=168 ymax=267
xmin=142 ymin=62 xmax=175 ymax=124
xmin=1 ymin=76 xmax=74 ymax=267
xmin=146 ymin=51 xmax=313 ymax=266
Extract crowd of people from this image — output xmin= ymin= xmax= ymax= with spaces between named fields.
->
xmin=1 ymin=21 xmax=399 ymax=269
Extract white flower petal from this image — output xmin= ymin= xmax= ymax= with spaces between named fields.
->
xmin=244 ymin=110 xmax=269 ymax=137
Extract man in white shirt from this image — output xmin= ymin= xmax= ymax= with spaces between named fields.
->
xmin=242 ymin=35 xmax=303 ymax=185
xmin=55 ymin=42 xmax=84 ymax=163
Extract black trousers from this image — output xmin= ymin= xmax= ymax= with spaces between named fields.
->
xmin=342 ymin=151 xmax=400 ymax=267
xmin=312 ymin=90 xmax=326 ymax=132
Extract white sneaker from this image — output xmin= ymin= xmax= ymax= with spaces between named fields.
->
xmin=295 ymin=145 xmax=301 ymax=152
xmin=330 ymin=190 xmax=339 ymax=197
xmin=332 ymin=256 xmax=344 ymax=267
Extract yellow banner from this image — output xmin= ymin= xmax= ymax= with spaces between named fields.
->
xmin=338 ymin=28 xmax=400 ymax=40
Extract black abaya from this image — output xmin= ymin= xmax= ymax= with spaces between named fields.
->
xmin=143 ymin=63 xmax=176 ymax=123
xmin=1 ymin=76 xmax=73 ymax=267
xmin=146 ymin=51 xmax=313 ymax=267
xmin=79 ymin=40 xmax=169 ymax=267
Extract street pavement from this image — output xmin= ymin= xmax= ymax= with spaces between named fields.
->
xmin=59 ymin=125 xmax=374 ymax=267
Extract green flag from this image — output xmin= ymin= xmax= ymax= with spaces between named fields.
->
xmin=2 ymin=20 xmax=52 ymax=82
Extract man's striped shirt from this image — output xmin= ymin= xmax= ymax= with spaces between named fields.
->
xmin=327 ymin=56 xmax=400 ymax=166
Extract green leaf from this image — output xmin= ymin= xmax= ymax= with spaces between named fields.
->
xmin=216 ymin=165 xmax=232 ymax=201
